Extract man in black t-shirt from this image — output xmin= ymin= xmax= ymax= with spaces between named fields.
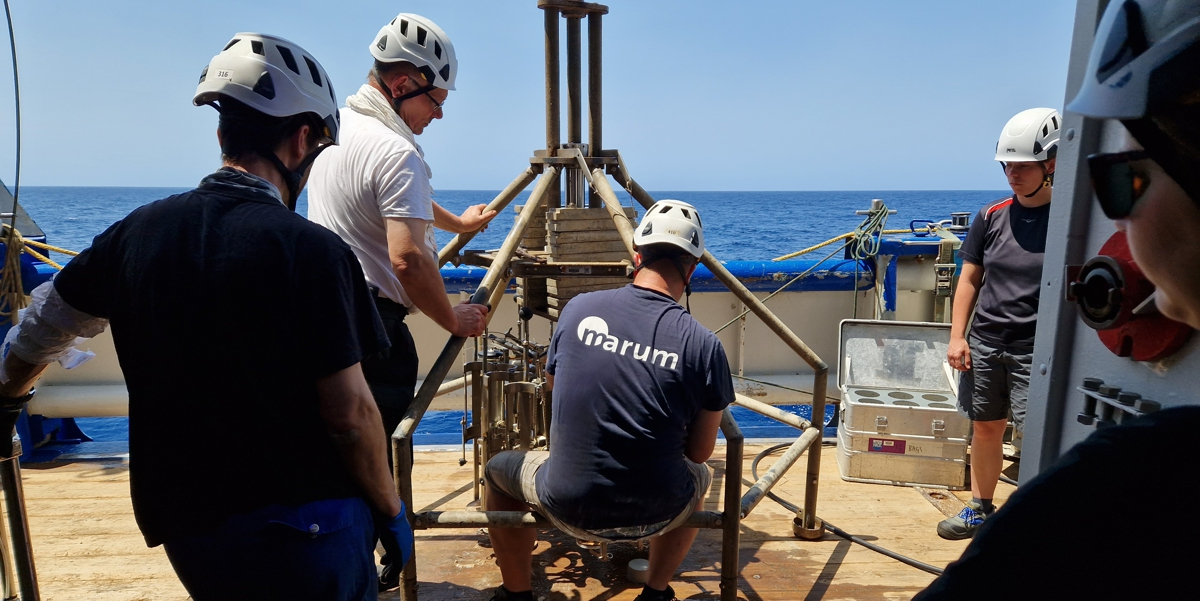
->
xmin=0 ymin=35 xmax=412 ymax=600
xmin=483 ymin=200 xmax=734 ymax=601
xmin=939 ymin=108 xmax=1060 ymax=540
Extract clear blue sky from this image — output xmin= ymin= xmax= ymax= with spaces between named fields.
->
xmin=0 ymin=0 xmax=1078 ymax=190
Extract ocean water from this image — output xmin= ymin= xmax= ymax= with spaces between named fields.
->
xmin=19 ymin=185 xmax=1002 ymax=447
xmin=15 ymin=186 xmax=1010 ymax=264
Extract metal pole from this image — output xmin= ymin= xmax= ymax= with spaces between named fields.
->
xmin=438 ymin=168 xmax=538 ymax=267
xmin=740 ymin=427 xmax=819 ymax=518
xmin=566 ymin=16 xmax=582 ymax=146
xmin=799 ymin=371 xmax=827 ymax=538
xmin=571 ymin=156 xmax=637 ymax=261
xmin=0 ymin=457 xmax=38 ymax=601
xmin=395 ymin=437 xmax=417 ymax=601
xmin=587 ymin=13 xmax=603 ymax=208
xmin=719 ymin=409 xmax=742 ymax=601
xmin=543 ymin=7 xmax=561 ymax=209
xmin=733 ymin=394 xmax=811 ymax=430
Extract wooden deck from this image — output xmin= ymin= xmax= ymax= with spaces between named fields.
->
xmin=18 ymin=445 xmax=1016 ymax=601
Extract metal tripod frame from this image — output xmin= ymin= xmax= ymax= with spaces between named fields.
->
xmin=392 ymin=3 xmax=831 ymax=599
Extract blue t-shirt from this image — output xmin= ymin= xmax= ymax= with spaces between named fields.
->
xmin=536 ymin=284 xmax=734 ymax=530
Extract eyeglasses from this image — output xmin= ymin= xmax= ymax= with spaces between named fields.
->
xmin=424 ymin=91 xmax=444 ymax=113
xmin=1088 ymin=150 xmax=1151 ymax=219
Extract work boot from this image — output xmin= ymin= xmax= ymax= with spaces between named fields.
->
xmin=633 ymin=584 xmax=677 ymax=601
xmin=936 ymin=501 xmax=993 ymax=540
xmin=488 ymin=585 xmax=535 ymax=601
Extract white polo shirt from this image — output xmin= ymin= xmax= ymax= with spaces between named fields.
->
xmin=308 ymin=108 xmax=438 ymax=309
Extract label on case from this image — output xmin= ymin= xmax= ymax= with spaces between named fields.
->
xmin=868 ymin=437 xmax=906 ymax=454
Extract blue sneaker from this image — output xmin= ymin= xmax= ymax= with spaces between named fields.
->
xmin=936 ymin=502 xmax=992 ymax=540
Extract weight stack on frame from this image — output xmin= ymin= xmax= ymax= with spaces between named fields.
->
xmin=547 ymin=206 xmax=636 ymax=318
xmin=514 ymin=204 xmax=549 ymax=313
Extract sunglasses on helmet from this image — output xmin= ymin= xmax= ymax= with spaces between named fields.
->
xmin=1088 ymin=150 xmax=1151 ymax=219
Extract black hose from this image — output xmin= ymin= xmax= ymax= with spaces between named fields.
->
xmin=751 ymin=443 xmax=945 ymax=576
xmin=3 ymin=0 xmax=20 ymax=230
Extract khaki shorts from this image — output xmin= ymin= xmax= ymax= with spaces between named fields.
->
xmin=484 ymin=450 xmax=711 ymax=543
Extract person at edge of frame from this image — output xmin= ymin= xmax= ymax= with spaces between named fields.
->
xmin=917 ymin=0 xmax=1200 ymax=598
xmin=0 ymin=33 xmax=412 ymax=601
xmin=305 ymin=15 xmax=492 ymax=589
xmin=483 ymin=199 xmax=735 ymax=601
xmin=938 ymin=106 xmax=1061 ymax=540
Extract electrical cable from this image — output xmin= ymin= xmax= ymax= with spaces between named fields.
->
xmin=751 ymin=443 xmax=946 ymax=576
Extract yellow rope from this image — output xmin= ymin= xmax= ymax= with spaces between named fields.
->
xmin=772 ymin=228 xmax=927 ymax=261
xmin=0 ymin=224 xmax=30 ymax=323
xmin=22 ymin=238 xmax=78 ymax=257
xmin=20 ymin=245 xmax=63 ymax=270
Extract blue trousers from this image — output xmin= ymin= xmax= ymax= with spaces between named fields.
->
xmin=162 ymin=497 xmax=377 ymax=601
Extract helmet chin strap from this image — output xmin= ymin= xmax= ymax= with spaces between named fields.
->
xmin=1021 ymin=162 xmax=1053 ymax=199
xmin=374 ymin=71 xmax=436 ymax=115
xmin=263 ymin=144 xmax=331 ymax=211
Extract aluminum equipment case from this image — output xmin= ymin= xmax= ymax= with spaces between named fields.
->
xmin=836 ymin=320 xmax=969 ymax=489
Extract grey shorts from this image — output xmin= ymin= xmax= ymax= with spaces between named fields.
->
xmin=484 ymin=450 xmax=711 ymax=543
xmin=957 ymin=334 xmax=1033 ymax=432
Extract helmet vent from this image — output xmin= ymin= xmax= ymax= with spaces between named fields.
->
xmin=434 ymin=41 xmax=443 ymax=60
xmin=252 ymin=71 xmax=276 ymax=100
xmin=277 ymin=46 xmax=300 ymax=75
xmin=376 ymin=36 xmax=387 ymax=52
xmin=1097 ymin=2 xmax=1148 ymax=81
xmin=1042 ymin=125 xmax=1049 ymax=137
xmin=329 ymin=81 xmax=336 ymax=102
xmin=304 ymin=56 xmax=322 ymax=87
xmin=681 ymin=208 xmax=691 ymax=219
xmin=1033 ymin=141 xmax=1044 ymax=156
xmin=1051 ymin=116 xmax=1059 ymax=129
xmin=690 ymin=232 xmax=700 ymax=248
xmin=250 ymin=40 xmax=265 ymax=56
xmin=641 ymin=223 xmax=653 ymax=235
xmin=198 ymin=65 xmax=208 ymax=84
xmin=390 ymin=17 xmax=397 ymax=26
xmin=416 ymin=27 xmax=428 ymax=47
xmin=400 ymin=19 xmax=409 ymax=37
xmin=439 ymin=64 xmax=451 ymax=84
xmin=223 ymin=38 xmax=240 ymax=52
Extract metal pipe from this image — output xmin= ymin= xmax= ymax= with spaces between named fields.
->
xmin=801 ymin=370 xmax=827 ymax=534
xmin=395 ymin=437 xmax=417 ymax=601
xmin=0 ymin=456 xmax=36 ymax=601
xmin=438 ymin=168 xmax=538 ymax=266
xmin=584 ymin=167 xmax=638 ymax=262
xmin=434 ymin=376 xmax=467 ymax=398
xmin=544 ymin=7 xmax=560 ymax=152
xmin=587 ymin=13 xmax=602 ymax=155
xmin=413 ymin=509 xmax=723 ymax=530
xmin=733 ymin=394 xmax=812 ymax=431
xmin=719 ymin=409 xmax=743 ymax=601
xmin=478 ymin=166 xmax=561 ymax=295
xmin=566 ymin=16 xmax=582 ymax=145
xmin=740 ymin=427 xmax=819 ymax=518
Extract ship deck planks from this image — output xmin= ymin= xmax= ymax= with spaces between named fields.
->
xmin=19 ymin=446 xmax=1016 ymax=600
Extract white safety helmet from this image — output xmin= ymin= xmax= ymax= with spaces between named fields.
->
xmin=634 ymin=200 xmax=705 ymax=259
xmin=194 ymin=33 xmax=339 ymax=144
xmin=994 ymin=108 xmax=1061 ymax=163
xmin=370 ymin=13 xmax=457 ymax=90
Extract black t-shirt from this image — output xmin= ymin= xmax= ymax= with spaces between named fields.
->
xmin=54 ymin=168 xmax=388 ymax=546
xmin=958 ymin=195 xmax=1050 ymax=346
xmin=914 ymin=406 xmax=1200 ymax=600
xmin=537 ymin=284 xmax=734 ymax=529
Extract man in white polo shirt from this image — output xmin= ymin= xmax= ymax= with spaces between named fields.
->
xmin=307 ymin=13 xmax=492 ymax=590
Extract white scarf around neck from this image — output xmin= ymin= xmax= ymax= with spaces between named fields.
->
xmin=345 ymin=84 xmax=432 ymax=178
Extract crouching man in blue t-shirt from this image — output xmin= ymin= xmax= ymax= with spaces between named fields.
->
xmin=484 ymin=200 xmax=734 ymax=601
